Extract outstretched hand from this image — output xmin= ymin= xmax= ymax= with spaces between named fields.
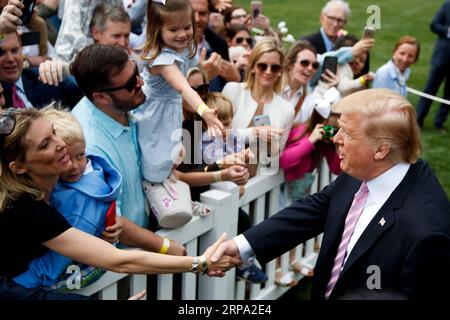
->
xmin=203 ymin=233 xmax=242 ymax=276
xmin=203 ymin=107 xmax=224 ymax=137
xmin=207 ymin=238 xmax=242 ymax=277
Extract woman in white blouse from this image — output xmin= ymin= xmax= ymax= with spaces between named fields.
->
xmin=222 ymin=39 xmax=294 ymax=172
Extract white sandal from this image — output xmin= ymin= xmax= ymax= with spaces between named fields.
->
xmin=275 ymin=268 xmax=297 ymax=287
xmin=192 ymin=201 xmax=213 ymax=217
xmin=289 ymin=260 xmax=314 ymax=277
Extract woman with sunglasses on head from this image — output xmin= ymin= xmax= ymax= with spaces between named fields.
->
xmin=222 ymin=39 xmax=294 ymax=176
xmin=0 ymin=108 xmax=239 ymax=300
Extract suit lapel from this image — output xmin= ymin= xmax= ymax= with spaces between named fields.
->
xmin=339 ymin=162 xmax=420 ymax=277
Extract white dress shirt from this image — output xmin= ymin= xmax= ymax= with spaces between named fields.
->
xmin=15 ymin=77 xmax=33 ymax=109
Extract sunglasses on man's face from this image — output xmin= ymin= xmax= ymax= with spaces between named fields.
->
xmin=191 ymin=83 xmax=209 ymax=97
xmin=299 ymin=59 xmax=320 ymax=70
xmin=256 ymin=63 xmax=282 ymax=74
xmin=235 ymin=37 xmax=252 ymax=46
xmin=100 ymin=64 xmax=140 ymax=93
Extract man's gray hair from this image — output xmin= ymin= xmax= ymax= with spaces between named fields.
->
xmin=321 ymin=0 xmax=351 ymax=17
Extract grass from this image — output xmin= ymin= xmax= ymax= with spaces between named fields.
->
xmin=234 ymin=0 xmax=449 ymax=195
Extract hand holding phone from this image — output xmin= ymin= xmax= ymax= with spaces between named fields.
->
xmin=322 ymin=56 xmax=338 ymax=75
xmin=20 ymin=0 xmax=36 ymax=25
xmin=250 ymin=1 xmax=263 ymax=26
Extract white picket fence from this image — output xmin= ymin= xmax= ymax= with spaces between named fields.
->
xmin=75 ymin=160 xmax=335 ymax=300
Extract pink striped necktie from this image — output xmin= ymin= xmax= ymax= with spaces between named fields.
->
xmin=11 ymin=84 xmax=26 ymax=109
xmin=325 ymin=181 xmax=369 ymax=299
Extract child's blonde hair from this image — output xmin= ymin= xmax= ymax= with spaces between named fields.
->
xmin=203 ymin=92 xmax=233 ymax=121
xmin=41 ymin=104 xmax=85 ymax=146
xmin=142 ymin=0 xmax=197 ymax=61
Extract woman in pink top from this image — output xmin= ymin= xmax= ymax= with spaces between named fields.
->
xmin=281 ymin=110 xmax=342 ymax=200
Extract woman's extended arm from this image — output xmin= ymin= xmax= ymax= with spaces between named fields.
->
xmin=44 ymin=228 xmax=239 ymax=275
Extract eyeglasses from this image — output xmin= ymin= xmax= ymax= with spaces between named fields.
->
xmin=325 ymin=15 xmax=347 ymax=25
xmin=0 ymin=108 xmax=16 ymax=137
xmin=100 ymin=64 xmax=140 ymax=93
xmin=191 ymin=83 xmax=209 ymax=97
xmin=235 ymin=37 xmax=253 ymax=46
xmin=299 ymin=59 xmax=320 ymax=70
xmin=256 ymin=63 xmax=282 ymax=73
xmin=231 ymin=14 xmax=247 ymax=20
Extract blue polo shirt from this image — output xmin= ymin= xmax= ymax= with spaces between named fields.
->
xmin=72 ymin=97 xmax=148 ymax=228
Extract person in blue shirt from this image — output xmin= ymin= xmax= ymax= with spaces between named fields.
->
xmin=372 ymin=36 xmax=420 ymax=97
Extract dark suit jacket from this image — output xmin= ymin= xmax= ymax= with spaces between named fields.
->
xmin=301 ymin=31 xmax=327 ymax=54
xmin=204 ymin=27 xmax=230 ymax=92
xmin=2 ymin=67 xmax=83 ymax=110
xmin=430 ymin=1 xmax=450 ymax=67
xmin=244 ymin=159 xmax=450 ymax=299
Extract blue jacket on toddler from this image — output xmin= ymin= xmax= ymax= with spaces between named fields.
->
xmin=13 ymin=155 xmax=122 ymax=289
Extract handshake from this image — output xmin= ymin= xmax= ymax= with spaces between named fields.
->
xmin=199 ymin=233 xmax=243 ymax=277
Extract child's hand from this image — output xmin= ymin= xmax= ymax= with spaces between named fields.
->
xmin=102 ymin=216 xmax=123 ymax=243
xmin=202 ymin=107 xmax=224 ymax=137
xmin=308 ymin=124 xmax=325 ymax=144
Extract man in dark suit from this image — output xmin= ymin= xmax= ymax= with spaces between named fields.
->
xmin=0 ymin=32 xmax=82 ymax=110
xmin=416 ymin=1 xmax=450 ymax=133
xmin=301 ymin=0 xmax=350 ymax=54
xmin=210 ymin=88 xmax=450 ymax=300
xmin=190 ymin=0 xmax=240 ymax=91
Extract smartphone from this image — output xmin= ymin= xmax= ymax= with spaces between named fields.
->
xmin=322 ymin=56 xmax=338 ymax=75
xmin=253 ymin=114 xmax=271 ymax=127
xmin=250 ymin=1 xmax=263 ymax=25
xmin=105 ymin=201 xmax=116 ymax=228
xmin=21 ymin=0 xmax=37 ymax=25
xmin=362 ymin=26 xmax=376 ymax=39
xmin=21 ymin=31 xmax=40 ymax=47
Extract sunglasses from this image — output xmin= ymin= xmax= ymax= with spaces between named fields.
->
xmin=191 ymin=83 xmax=209 ymax=96
xmin=100 ymin=64 xmax=140 ymax=93
xmin=299 ymin=59 xmax=320 ymax=70
xmin=326 ymin=15 xmax=347 ymax=25
xmin=235 ymin=37 xmax=252 ymax=46
xmin=256 ymin=63 xmax=282 ymax=73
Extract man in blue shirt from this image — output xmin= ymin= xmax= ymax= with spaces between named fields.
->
xmin=71 ymin=44 xmax=185 ymax=256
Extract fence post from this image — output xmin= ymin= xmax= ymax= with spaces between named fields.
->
xmin=197 ymin=186 xmax=239 ymax=300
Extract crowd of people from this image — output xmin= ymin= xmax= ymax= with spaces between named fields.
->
xmin=0 ymin=0 xmax=449 ymax=300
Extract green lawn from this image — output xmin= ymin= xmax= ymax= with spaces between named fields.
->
xmin=234 ymin=0 xmax=449 ymax=195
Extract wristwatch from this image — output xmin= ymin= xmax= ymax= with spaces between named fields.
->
xmin=190 ymin=256 xmax=199 ymax=274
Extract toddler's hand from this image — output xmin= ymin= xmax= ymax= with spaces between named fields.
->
xmin=202 ymin=107 xmax=224 ymax=137
xmin=102 ymin=216 xmax=123 ymax=244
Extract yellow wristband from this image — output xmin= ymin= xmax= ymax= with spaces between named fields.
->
xmin=159 ymin=238 xmax=170 ymax=254
xmin=197 ymin=103 xmax=209 ymax=117
xmin=358 ymin=76 xmax=366 ymax=86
